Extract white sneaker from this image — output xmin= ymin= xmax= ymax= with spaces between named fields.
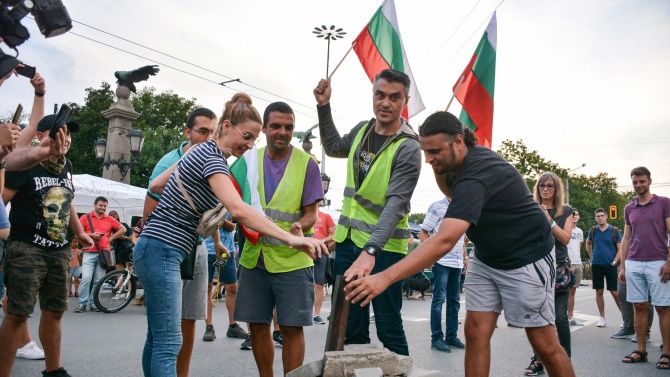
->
xmin=569 ymin=318 xmax=584 ymax=326
xmin=597 ymin=317 xmax=606 ymax=327
xmin=16 ymin=341 xmax=45 ymax=360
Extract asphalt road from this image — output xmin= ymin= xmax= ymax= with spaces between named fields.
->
xmin=6 ymin=282 xmax=667 ymax=377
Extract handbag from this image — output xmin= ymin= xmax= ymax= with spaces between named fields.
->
xmin=86 ymin=214 xmax=116 ymax=269
xmin=115 ymin=238 xmax=134 ymax=263
xmin=173 ymin=144 xmax=228 ymax=238
xmin=180 ymin=241 xmax=199 ymax=280
xmin=555 ymin=261 xmax=576 ymax=292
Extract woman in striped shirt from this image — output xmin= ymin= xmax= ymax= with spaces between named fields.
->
xmin=134 ymin=94 xmax=327 ymax=377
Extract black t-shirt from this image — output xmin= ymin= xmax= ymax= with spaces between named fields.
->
xmin=444 ymin=146 xmax=554 ymax=270
xmin=358 ymin=126 xmax=393 ymax=184
xmin=5 ymin=160 xmax=75 ymax=250
xmin=548 ymin=205 xmax=573 ymax=263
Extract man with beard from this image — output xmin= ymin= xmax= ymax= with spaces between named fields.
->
xmin=0 ymin=114 xmax=93 ymax=377
xmin=345 ymin=111 xmax=575 ymax=377
xmin=619 ymin=166 xmax=670 ymax=368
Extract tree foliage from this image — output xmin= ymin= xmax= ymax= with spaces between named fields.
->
xmin=68 ymin=83 xmax=199 ymax=188
xmin=496 ymin=139 xmax=634 ymax=260
xmin=408 ymin=212 xmax=425 ymax=225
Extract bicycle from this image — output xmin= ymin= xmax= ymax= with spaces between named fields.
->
xmin=93 ymin=261 xmax=138 ymax=313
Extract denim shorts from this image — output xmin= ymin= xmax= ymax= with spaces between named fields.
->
xmin=70 ymin=266 xmax=80 ymax=278
xmin=234 ymin=266 xmax=314 ymax=327
xmin=313 ymin=253 xmax=328 ymax=285
xmin=207 ymin=253 xmax=238 ymax=285
xmin=625 ymin=259 xmax=670 ymax=306
xmin=4 ymin=240 xmax=70 ymax=315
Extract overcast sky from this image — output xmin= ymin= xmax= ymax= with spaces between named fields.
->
xmin=2 ymin=0 xmax=669 ymax=213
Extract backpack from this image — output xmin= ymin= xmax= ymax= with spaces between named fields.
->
xmin=589 ymin=225 xmax=618 ymax=246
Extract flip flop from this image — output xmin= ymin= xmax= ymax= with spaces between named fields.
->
xmin=657 ymin=354 xmax=670 ymax=370
xmin=622 ymin=350 xmax=648 ymax=363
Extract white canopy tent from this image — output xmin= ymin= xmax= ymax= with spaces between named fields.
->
xmin=72 ymin=174 xmax=147 ymax=225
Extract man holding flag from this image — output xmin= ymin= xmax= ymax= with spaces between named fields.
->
xmin=313 ymin=69 xmax=421 ymax=356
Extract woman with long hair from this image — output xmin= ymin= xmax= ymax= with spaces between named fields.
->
xmin=524 ymin=171 xmax=574 ymax=376
xmin=134 ymin=94 xmax=327 ymax=377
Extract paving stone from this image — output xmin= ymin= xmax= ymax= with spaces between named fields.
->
xmin=353 ymin=367 xmax=384 ymax=377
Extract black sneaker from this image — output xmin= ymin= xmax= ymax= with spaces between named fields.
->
xmin=273 ymin=330 xmax=283 ymax=346
xmin=203 ymin=325 xmax=216 ymax=341
xmin=90 ymin=304 xmax=100 ymax=312
xmin=523 ymin=356 xmax=544 ymax=376
xmin=314 ymin=315 xmax=326 ymax=325
xmin=226 ymin=324 xmax=248 ymax=339
xmin=42 ymin=367 xmax=72 ymax=377
xmin=74 ymin=304 xmax=86 ymax=313
xmin=240 ymin=334 xmax=252 ymax=350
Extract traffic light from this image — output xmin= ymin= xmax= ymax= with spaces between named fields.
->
xmin=609 ymin=205 xmax=618 ymax=220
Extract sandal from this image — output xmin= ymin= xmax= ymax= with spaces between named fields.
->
xmin=657 ymin=354 xmax=670 ymax=370
xmin=74 ymin=292 xmax=79 ymax=297
xmin=68 ymin=292 xmax=73 ymax=297
xmin=523 ymin=356 xmax=544 ymax=376
xmin=622 ymin=350 xmax=648 ymax=363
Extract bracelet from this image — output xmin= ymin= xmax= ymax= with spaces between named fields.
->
xmin=35 ymin=91 xmax=45 ymax=97
xmin=551 ymin=221 xmax=557 ymax=228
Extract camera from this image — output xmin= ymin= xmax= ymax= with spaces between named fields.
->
xmin=0 ymin=0 xmax=72 ymax=50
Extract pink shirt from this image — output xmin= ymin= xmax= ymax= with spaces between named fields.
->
xmin=314 ymin=212 xmax=335 ymax=240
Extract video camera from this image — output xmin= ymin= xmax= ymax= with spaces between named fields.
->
xmin=0 ymin=0 xmax=72 ymax=51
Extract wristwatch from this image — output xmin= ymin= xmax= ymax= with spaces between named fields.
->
xmin=362 ymin=245 xmax=379 ymax=258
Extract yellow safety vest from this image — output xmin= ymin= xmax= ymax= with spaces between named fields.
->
xmin=240 ymin=147 xmax=315 ymax=273
xmin=334 ymin=123 xmax=411 ymax=254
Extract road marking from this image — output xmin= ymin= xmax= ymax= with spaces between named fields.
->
xmin=568 ymin=313 xmax=601 ymax=332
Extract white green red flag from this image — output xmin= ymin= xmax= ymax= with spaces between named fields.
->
xmin=229 ymin=145 xmax=263 ymax=245
xmin=353 ymin=0 xmax=425 ymax=119
xmin=453 ymin=12 xmax=497 ymax=148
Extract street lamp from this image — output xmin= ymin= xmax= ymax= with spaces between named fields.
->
xmin=566 ymin=163 xmax=586 ymax=205
xmin=94 ymin=129 xmax=146 ymax=181
xmin=313 ymin=24 xmax=345 ymax=207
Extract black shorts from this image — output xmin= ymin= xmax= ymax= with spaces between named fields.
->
xmin=313 ymin=254 xmax=328 ymax=285
xmin=591 ymin=264 xmax=618 ymax=291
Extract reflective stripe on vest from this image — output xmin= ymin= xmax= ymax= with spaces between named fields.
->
xmin=239 ymin=147 xmax=315 ymax=273
xmin=334 ymin=124 xmax=411 ymax=254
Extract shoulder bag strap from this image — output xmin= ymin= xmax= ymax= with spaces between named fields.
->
xmin=86 ymin=214 xmax=100 ymax=250
xmin=173 ymin=143 xmax=200 ymax=214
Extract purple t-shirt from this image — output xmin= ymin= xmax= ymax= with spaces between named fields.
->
xmin=263 ymin=146 xmax=323 ymax=206
xmin=624 ymin=194 xmax=670 ymax=261
xmin=257 ymin=146 xmax=323 ymax=270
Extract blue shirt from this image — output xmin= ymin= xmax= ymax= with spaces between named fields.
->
xmin=205 ymin=214 xmax=234 ymax=255
xmin=587 ymin=224 xmax=621 ymax=265
xmin=0 ymin=203 xmax=9 ymax=229
xmin=422 ymin=197 xmax=465 ymax=268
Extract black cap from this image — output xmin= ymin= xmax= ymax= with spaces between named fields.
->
xmin=36 ymin=114 xmax=80 ymax=133
xmin=0 ymin=53 xmax=20 ymax=78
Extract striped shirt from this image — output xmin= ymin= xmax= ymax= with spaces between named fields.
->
xmin=143 ymin=140 xmax=229 ymax=253
xmin=421 ymin=197 xmax=465 ymax=268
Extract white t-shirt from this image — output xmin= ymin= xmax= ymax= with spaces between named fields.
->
xmin=567 ymin=227 xmax=583 ymax=264
xmin=421 ymin=197 xmax=465 ymax=268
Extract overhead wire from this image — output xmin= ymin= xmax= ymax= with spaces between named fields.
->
xmin=426 ymin=0 xmax=482 ymax=67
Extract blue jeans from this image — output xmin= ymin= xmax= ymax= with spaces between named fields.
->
xmin=430 ymin=263 xmax=462 ymax=342
xmin=78 ymin=252 xmax=106 ymax=306
xmin=334 ymin=238 xmax=409 ymax=356
xmin=133 ymin=236 xmax=187 ymax=377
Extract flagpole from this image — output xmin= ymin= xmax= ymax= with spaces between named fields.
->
xmin=445 ymin=75 xmax=465 ymax=112
xmin=327 ymin=42 xmax=356 ymax=80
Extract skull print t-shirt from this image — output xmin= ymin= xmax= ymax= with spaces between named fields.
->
xmin=5 ymin=159 xmax=75 ymax=250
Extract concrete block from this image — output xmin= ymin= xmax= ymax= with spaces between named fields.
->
xmin=286 ymin=359 xmax=323 ymax=377
xmin=396 ymin=355 xmax=413 ymax=375
xmin=406 ymin=367 xmax=445 ymax=377
xmin=353 ymin=367 xmax=384 ymax=377
xmin=323 ymin=344 xmax=399 ymax=377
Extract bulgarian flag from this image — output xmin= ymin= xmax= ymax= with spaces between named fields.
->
xmin=453 ymin=12 xmax=497 ymax=149
xmin=353 ymin=0 xmax=425 ymax=119
xmin=229 ymin=145 xmax=263 ymax=245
